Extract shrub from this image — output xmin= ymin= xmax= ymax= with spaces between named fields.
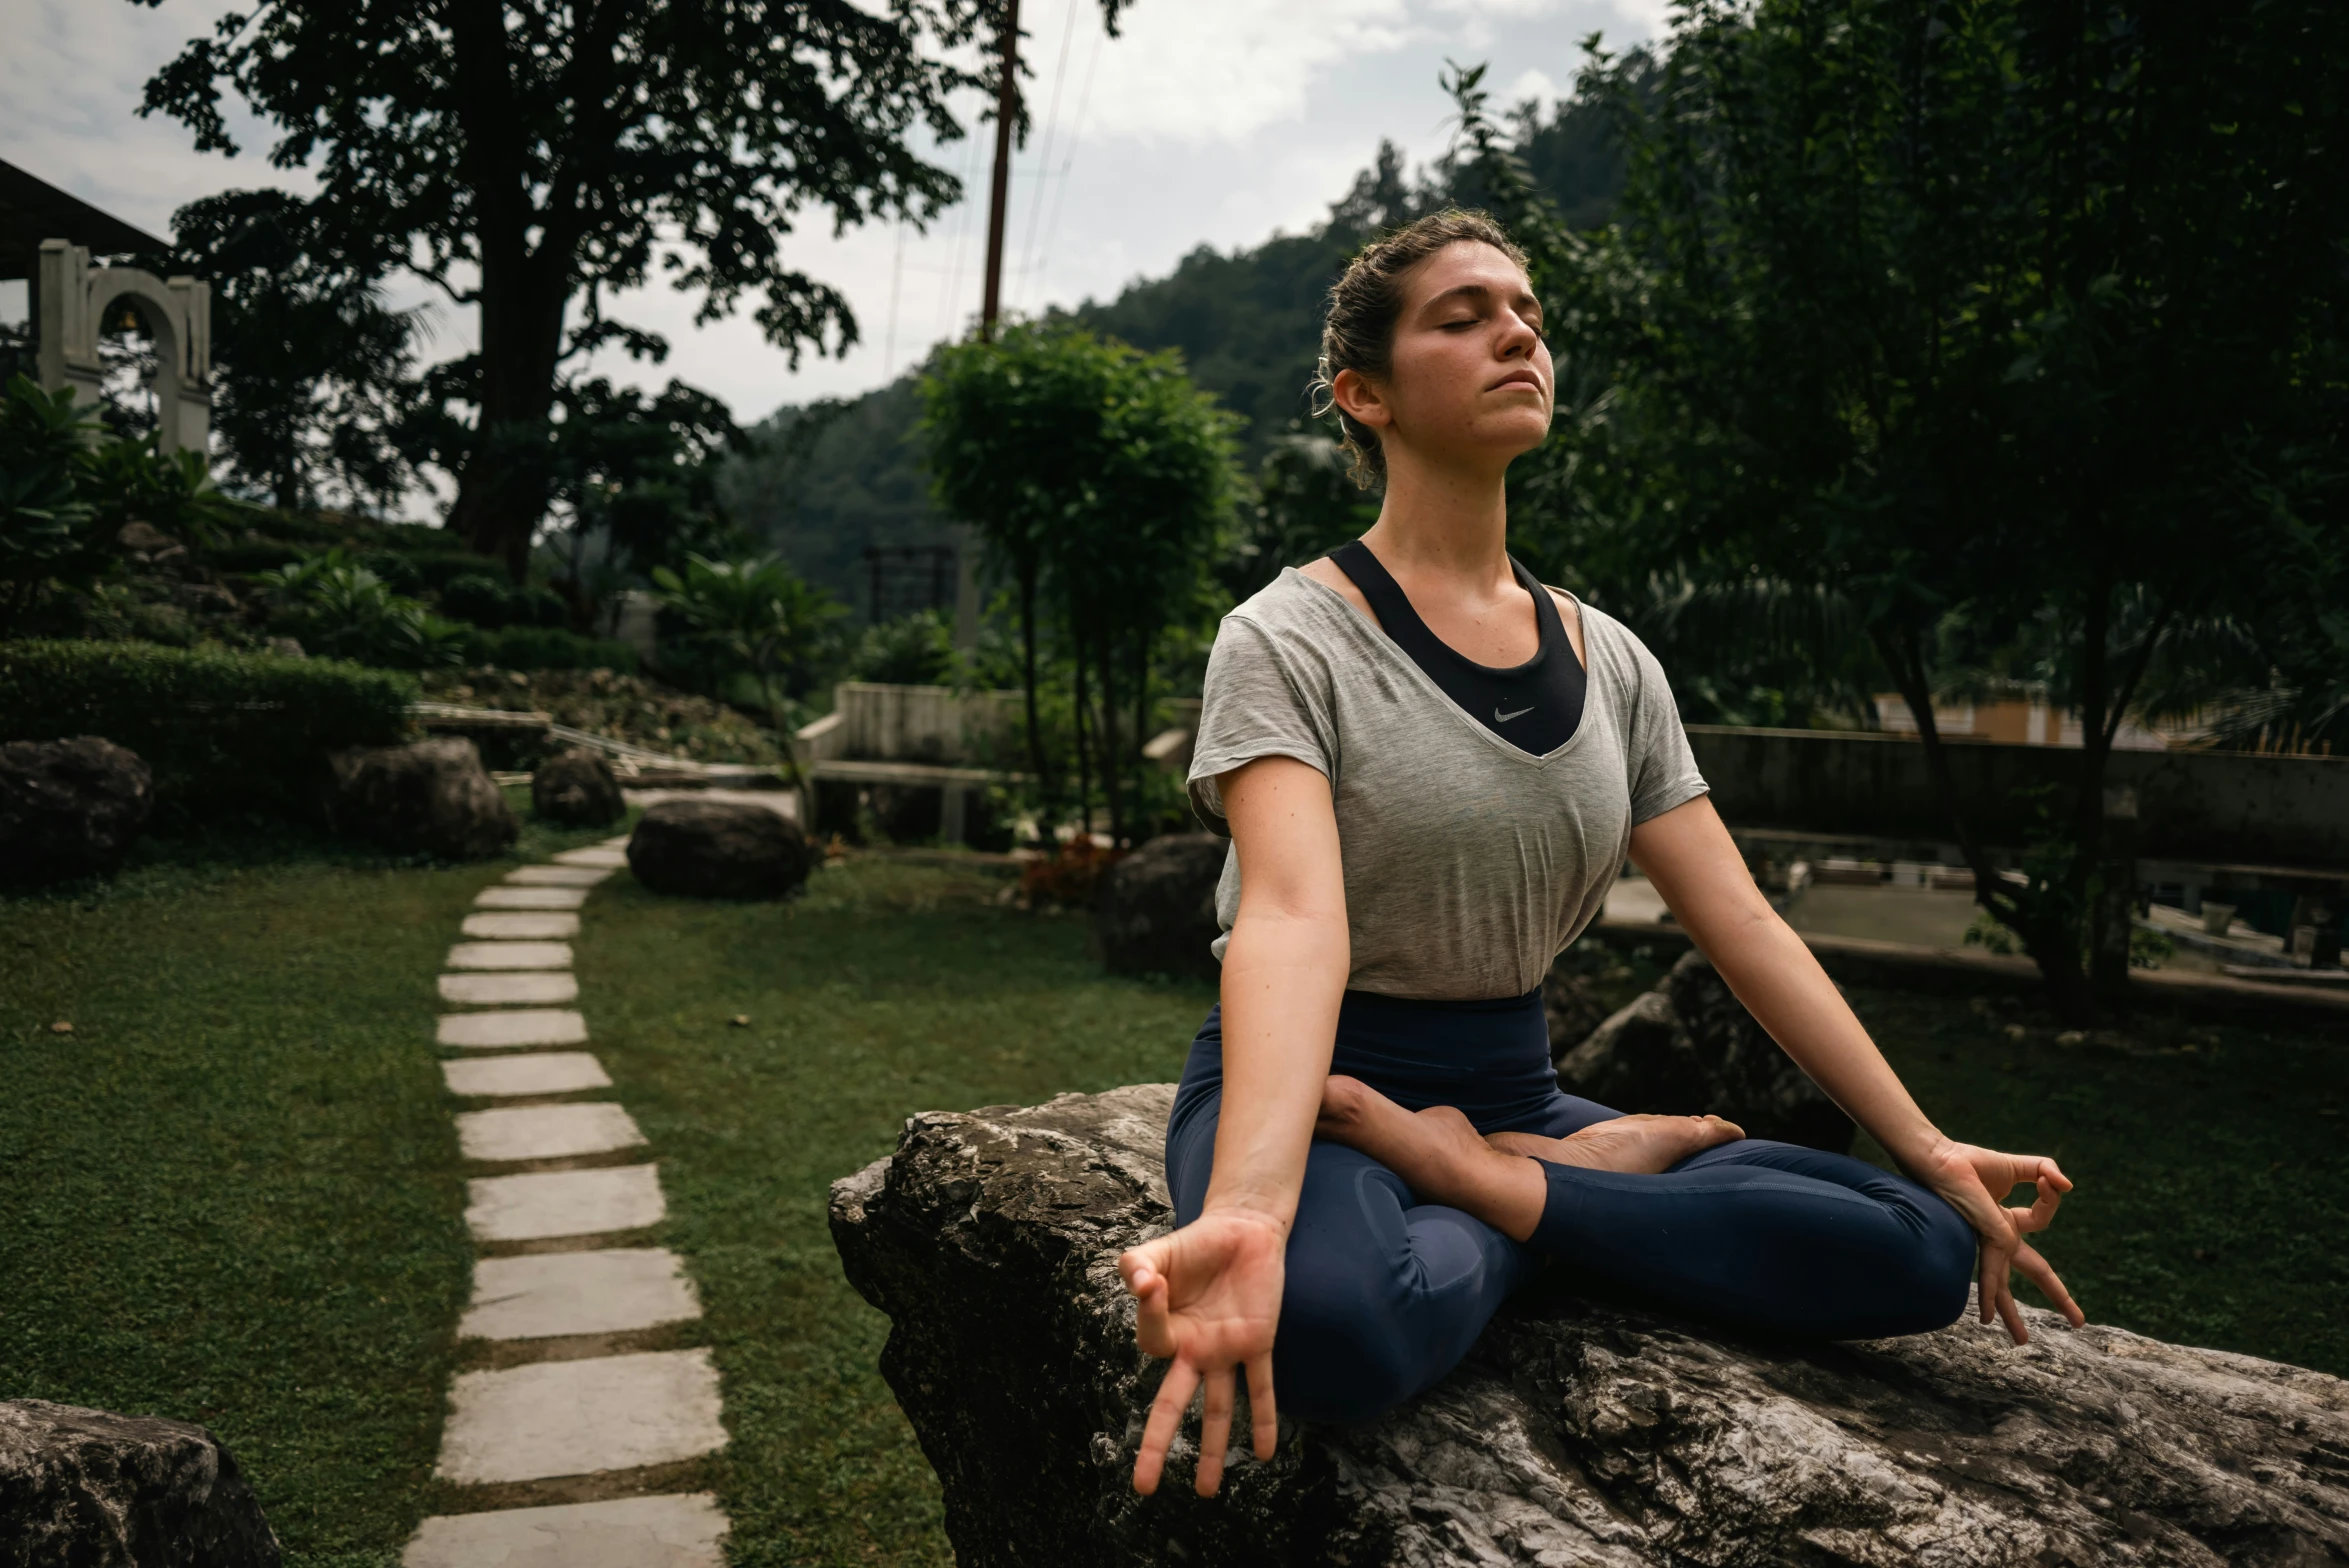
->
xmin=850 ymin=609 xmax=955 ymax=686
xmin=200 ymin=539 xmax=311 ymax=576
xmin=0 ymin=639 xmax=416 ymax=814
xmin=440 ymin=573 xmax=570 ymax=631
xmin=464 ymin=625 xmax=639 ymax=672
xmin=253 ymin=549 xmax=469 ymax=668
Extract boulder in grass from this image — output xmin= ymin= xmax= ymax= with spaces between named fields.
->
xmin=0 ymin=736 xmax=154 ymax=884
xmin=530 ymin=747 xmax=625 ymax=827
xmin=1556 ymin=949 xmax=1856 ymax=1152
xmin=0 ymin=1399 xmax=282 ymax=1567
xmin=832 ymin=1085 xmax=2349 ymax=1568
xmin=325 ymin=736 xmax=518 ymax=860
xmin=627 ymin=798 xmax=814 ymax=899
xmin=1096 ymin=832 xmax=1227 ymax=983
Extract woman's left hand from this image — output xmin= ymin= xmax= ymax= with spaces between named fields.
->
xmin=1914 ymin=1140 xmax=2086 ymax=1344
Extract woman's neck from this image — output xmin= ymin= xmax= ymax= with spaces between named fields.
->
xmin=1360 ymin=446 xmax=1513 ymax=591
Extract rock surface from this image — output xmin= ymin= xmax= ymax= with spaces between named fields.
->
xmin=626 ymin=797 xmax=814 ymax=899
xmin=324 ymin=736 xmax=518 ymax=860
xmin=832 ymin=1085 xmax=2349 ymax=1568
xmin=1557 ymin=950 xmax=1856 ymax=1151
xmin=530 ymin=746 xmax=626 ymax=826
xmin=0 ymin=1398 xmax=282 ymax=1567
xmin=1096 ymin=832 xmax=1227 ymax=983
xmin=0 ymin=736 xmax=154 ymax=883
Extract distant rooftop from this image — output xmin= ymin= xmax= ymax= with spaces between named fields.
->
xmin=0 ymin=158 xmax=168 ymax=282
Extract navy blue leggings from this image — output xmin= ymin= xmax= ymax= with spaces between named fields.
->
xmin=1165 ymin=990 xmax=1976 ymax=1424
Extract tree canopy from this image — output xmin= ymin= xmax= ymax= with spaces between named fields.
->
xmin=137 ymin=0 xmax=1128 ymax=573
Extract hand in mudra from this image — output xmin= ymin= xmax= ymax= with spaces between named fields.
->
xmin=1118 ymin=1208 xmax=1286 ymax=1497
xmin=1915 ymin=1139 xmax=2085 ymax=1344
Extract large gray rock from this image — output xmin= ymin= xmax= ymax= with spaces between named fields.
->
xmin=626 ymin=798 xmax=813 ymax=899
xmin=831 ymin=1086 xmax=2349 ymax=1568
xmin=0 ymin=737 xmax=154 ymax=884
xmin=530 ymin=747 xmax=624 ymax=827
xmin=1096 ymin=832 xmax=1226 ymax=983
xmin=0 ymin=1399 xmax=281 ymax=1567
xmin=1556 ymin=950 xmax=1856 ymax=1151
xmin=325 ymin=736 xmax=518 ymax=860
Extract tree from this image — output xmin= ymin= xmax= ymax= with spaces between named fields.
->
xmin=649 ymin=552 xmax=846 ymax=739
xmin=919 ymin=321 xmax=1237 ymax=839
xmin=1467 ymin=3 xmax=2349 ymax=1018
xmin=156 ymin=189 xmax=419 ymax=513
xmin=138 ymin=0 xmax=1133 ymax=576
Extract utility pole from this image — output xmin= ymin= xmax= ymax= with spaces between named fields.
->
xmin=979 ymin=0 xmax=1020 ymax=342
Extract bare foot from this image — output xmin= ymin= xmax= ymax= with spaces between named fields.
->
xmin=1315 ymin=1076 xmax=1549 ymax=1241
xmin=1488 ymin=1114 xmax=1744 ymax=1175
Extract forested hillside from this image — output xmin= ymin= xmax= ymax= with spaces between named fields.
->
xmin=718 ymin=85 xmax=1631 ymax=617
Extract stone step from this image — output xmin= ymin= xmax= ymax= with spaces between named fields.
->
xmin=436 ymin=1349 xmax=727 ymax=1485
xmin=439 ymin=972 xmax=579 ymax=1007
xmin=460 ymin=1248 xmax=700 ymax=1340
xmin=403 ymin=1493 xmax=726 ymax=1568
xmin=600 ymin=835 xmax=631 ymax=847
xmin=456 ymin=1103 xmax=645 ymax=1163
xmin=551 ymin=846 xmax=629 ymax=869
xmin=506 ymin=865 xmax=614 ymax=888
xmin=475 ymin=886 xmax=591 ymax=911
xmin=441 ymin=1053 xmax=610 ymax=1099
xmin=461 ymin=912 xmax=581 ymax=941
xmin=446 ymin=941 xmax=574 ymax=972
xmin=439 ymin=1010 xmax=587 ymax=1050
xmin=466 ymin=1164 xmax=665 ymax=1242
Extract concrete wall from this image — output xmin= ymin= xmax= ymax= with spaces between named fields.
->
xmin=1688 ymin=727 xmax=2349 ymax=874
xmin=831 ymin=683 xmax=1024 ymax=764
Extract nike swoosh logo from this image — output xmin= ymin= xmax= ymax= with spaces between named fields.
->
xmin=1494 ymin=705 xmax=1534 ymax=723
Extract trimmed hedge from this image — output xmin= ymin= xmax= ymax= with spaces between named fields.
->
xmin=0 ymin=640 xmax=417 ymax=813
xmin=464 ymin=626 xmax=639 ymax=673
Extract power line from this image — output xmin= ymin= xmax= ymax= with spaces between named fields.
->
xmin=1013 ymin=0 xmax=1079 ymax=310
xmin=883 ymin=221 xmax=907 ymax=379
xmin=935 ymin=124 xmax=987 ymax=342
xmin=1028 ymin=14 xmax=1105 ymax=312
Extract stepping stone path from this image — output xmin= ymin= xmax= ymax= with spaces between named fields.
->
xmin=409 ymin=839 xmax=729 ymax=1565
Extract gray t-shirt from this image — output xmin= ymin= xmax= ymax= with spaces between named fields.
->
xmin=1187 ymin=567 xmax=1708 ymax=1000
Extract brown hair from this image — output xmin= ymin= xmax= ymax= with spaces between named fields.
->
xmin=1311 ymin=209 xmax=1532 ymax=488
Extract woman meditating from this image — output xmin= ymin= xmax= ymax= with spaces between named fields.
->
xmin=1119 ymin=210 xmax=2085 ymax=1498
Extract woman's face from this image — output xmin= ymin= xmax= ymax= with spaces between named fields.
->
xmin=1339 ymin=240 xmax=1554 ymax=472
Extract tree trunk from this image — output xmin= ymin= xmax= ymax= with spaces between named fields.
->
xmin=1096 ymin=625 xmax=1123 ymax=846
xmin=1870 ymin=625 xmax=2100 ymax=1024
xmin=446 ymin=263 xmax=568 ymax=580
xmin=1018 ymin=567 xmax=1049 ymax=814
xmin=1072 ymin=641 xmax=1091 ymax=841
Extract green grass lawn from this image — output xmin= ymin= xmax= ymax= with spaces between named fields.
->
xmin=0 ymin=806 xmax=613 ymax=1568
xmin=6 ymin=843 xmax=2342 ymax=1566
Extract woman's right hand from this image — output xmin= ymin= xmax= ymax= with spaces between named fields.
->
xmin=1118 ymin=1207 xmax=1287 ymax=1497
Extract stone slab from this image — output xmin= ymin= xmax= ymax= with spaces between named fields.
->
xmin=436 ymin=1349 xmax=726 ymax=1484
xmin=440 ymin=971 xmax=579 ymax=1006
xmin=441 ymin=1052 xmax=610 ymax=1098
xmin=506 ymin=865 xmax=613 ymax=887
xmin=446 ymin=941 xmax=573 ymax=972
xmin=475 ymin=886 xmax=591 ymax=911
xmin=438 ymin=1010 xmax=587 ymax=1050
xmin=466 ymin=1164 xmax=664 ymax=1242
xmin=600 ymin=835 xmax=631 ymax=847
xmin=404 ymin=1493 xmax=727 ymax=1568
xmin=456 ymin=1103 xmax=644 ymax=1163
xmin=461 ymin=911 xmax=581 ymax=940
xmin=460 ymin=1248 xmax=700 ymax=1340
xmin=551 ymin=846 xmax=629 ymax=869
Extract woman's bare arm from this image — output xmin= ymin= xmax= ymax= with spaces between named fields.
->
xmin=1628 ymin=795 xmax=2085 ymax=1342
xmin=1119 ymin=754 xmax=1350 ymax=1497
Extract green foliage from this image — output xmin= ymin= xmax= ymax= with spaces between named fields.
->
xmin=1 ymin=375 xmax=254 ymax=636
xmin=155 ymin=188 xmax=419 ymax=512
xmin=438 ymin=572 xmax=571 ymax=631
xmin=0 ymin=378 xmax=102 ymax=636
xmin=252 ymin=549 xmax=470 ymax=669
xmin=1468 ymin=2 xmax=2349 ymax=1013
xmin=650 ymin=552 xmax=847 ymax=727
xmin=1223 ymin=429 xmax=1378 ymax=600
xmin=462 ymin=625 xmax=640 ymax=674
xmin=136 ymin=0 xmax=1136 ymax=563
xmin=0 ymin=639 xmax=415 ymax=814
xmin=920 ymin=321 xmax=1240 ymax=840
xmin=849 ymin=609 xmax=956 ymax=686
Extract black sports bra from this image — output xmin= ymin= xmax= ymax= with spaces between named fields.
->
xmin=1327 ymin=539 xmax=1586 ymax=756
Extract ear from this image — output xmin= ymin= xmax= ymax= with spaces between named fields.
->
xmin=1330 ymin=366 xmax=1392 ymax=432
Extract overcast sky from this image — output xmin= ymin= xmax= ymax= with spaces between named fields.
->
xmin=3 ymin=0 xmax=1669 ymax=428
